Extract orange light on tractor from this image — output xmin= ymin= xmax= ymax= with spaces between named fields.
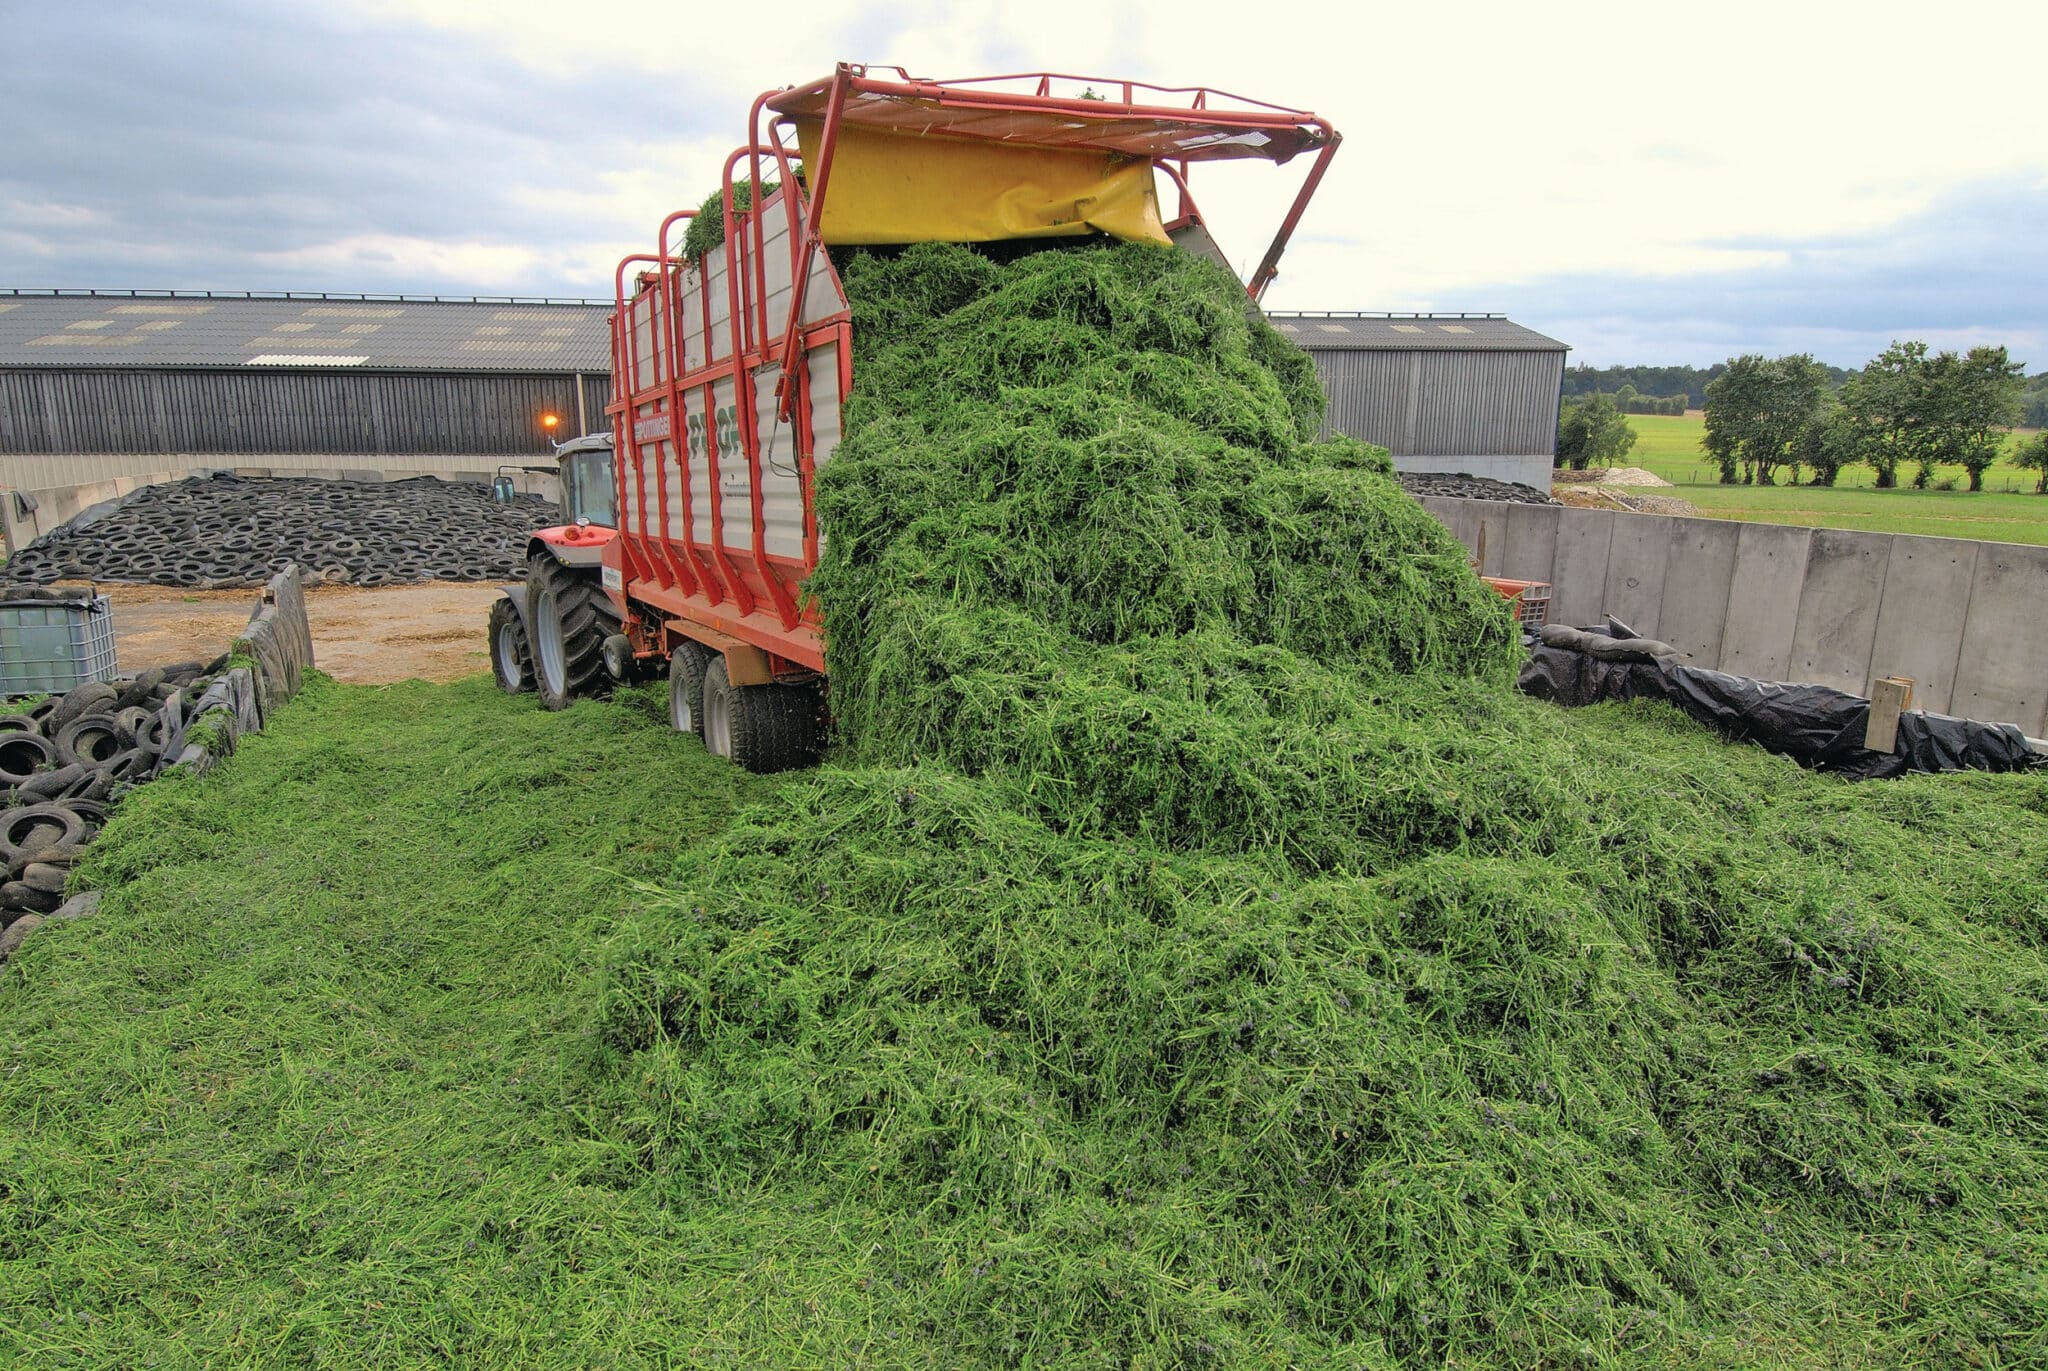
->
xmin=540 ymin=412 xmax=562 ymax=434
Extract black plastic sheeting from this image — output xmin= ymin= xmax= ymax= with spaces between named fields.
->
xmin=1520 ymin=637 xmax=2043 ymax=781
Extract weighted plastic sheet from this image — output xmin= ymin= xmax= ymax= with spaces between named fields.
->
xmin=1520 ymin=638 xmax=2042 ymax=780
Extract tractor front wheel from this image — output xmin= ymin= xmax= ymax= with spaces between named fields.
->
xmin=488 ymin=597 xmax=532 ymax=695
xmin=699 ymin=658 xmax=824 ymax=773
xmin=528 ymin=554 xmax=612 ymax=712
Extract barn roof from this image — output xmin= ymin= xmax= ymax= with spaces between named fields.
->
xmin=0 ymin=290 xmax=612 ymax=372
xmin=1265 ymin=312 xmax=1567 ymax=352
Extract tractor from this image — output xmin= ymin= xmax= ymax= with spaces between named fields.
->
xmin=488 ymin=431 xmax=628 ymax=709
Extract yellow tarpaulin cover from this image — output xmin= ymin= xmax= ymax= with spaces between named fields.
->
xmin=793 ymin=120 xmax=1170 ymax=247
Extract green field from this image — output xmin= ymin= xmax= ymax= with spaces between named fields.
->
xmin=1615 ymin=414 xmax=2048 ymax=545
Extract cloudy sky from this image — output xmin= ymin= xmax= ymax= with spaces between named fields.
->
xmin=3 ymin=0 xmax=2043 ymax=367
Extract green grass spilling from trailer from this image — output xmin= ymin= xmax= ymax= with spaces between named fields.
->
xmin=582 ymin=243 xmax=2048 ymax=1366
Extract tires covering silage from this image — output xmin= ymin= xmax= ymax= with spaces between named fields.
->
xmin=586 ymin=243 xmax=2048 ymax=1366
xmin=4 ymin=474 xmax=556 ymax=589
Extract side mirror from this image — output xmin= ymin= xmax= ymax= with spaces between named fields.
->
xmin=491 ymin=476 xmax=516 ymax=503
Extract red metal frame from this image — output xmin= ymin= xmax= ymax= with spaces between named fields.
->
xmin=606 ymin=62 xmax=1342 ymax=681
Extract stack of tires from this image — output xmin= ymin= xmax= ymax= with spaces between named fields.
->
xmin=0 ymin=662 xmax=212 ymax=925
xmin=488 ymin=555 xmax=825 ymax=774
xmin=5 ymin=473 xmax=556 ymax=589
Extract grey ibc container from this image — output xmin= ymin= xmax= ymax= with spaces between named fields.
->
xmin=0 ymin=593 xmax=118 ymax=696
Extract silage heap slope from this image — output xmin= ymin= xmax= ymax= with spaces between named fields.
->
xmin=589 ymin=243 xmax=2048 ymax=1366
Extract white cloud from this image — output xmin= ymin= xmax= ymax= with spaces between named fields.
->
xmin=10 ymin=0 xmax=2046 ymax=355
xmin=251 ymin=234 xmax=545 ymax=287
xmin=2 ymin=199 xmax=107 ymax=228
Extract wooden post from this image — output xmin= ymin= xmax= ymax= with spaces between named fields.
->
xmin=1864 ymin=676 xmax=1915 ymax=753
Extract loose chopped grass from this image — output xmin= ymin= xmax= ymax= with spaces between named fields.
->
xmin=586 ymin=242 xmax=2048 ymax=1367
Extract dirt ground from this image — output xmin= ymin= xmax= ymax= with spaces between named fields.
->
xmin=101 ymin=582 xmax=505 ymax=685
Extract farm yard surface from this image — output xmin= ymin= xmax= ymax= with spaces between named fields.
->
xmin=105 ymin=582 xmax=502 ymax=685
xmin=1613 ymin=415 xmax=2048 ymax=545
xmin=4 ymin=243 xmax=2047 ymax=1368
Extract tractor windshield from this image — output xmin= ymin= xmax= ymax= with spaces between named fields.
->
xmin=561 ymin=448 xmax=616 ymax=529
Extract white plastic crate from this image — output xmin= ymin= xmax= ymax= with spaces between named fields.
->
xmin=0 ymin=593 xmax=119 ymax=696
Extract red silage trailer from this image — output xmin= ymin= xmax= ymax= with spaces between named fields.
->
xmin=504 ymin=63 xmax=1341 ymax=771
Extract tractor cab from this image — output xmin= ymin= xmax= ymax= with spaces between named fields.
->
xmin=552 ymin=432 xmax=616 ymax=529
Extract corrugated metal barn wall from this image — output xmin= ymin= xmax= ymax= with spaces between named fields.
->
xmin=1311 ymin=350 xmax=1564 ymax=456
xmin=0 ymin=368 xmax=615 ymax=456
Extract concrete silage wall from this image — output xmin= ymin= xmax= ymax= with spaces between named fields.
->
xmin=1422 ymin=497 xmax=2048 ymax=737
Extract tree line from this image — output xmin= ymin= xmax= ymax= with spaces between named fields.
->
xmin=1705 ymin=345 xmax=2031 ymax=491
xmin=1561 ymin=361 xmax=1857 ymax=411
xmin=1557 ymin=345 xmax=2047 ymax=493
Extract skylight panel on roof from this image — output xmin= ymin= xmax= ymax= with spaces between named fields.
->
xmin=300 ymin=306 xmax=404 ymax=319
xmin=246 ymin=354 xmax=368 ymax=366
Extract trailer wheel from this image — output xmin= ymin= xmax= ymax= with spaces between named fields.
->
xmin=700 ymin=658 xmax=824 ymax=774
xmin=488 ymin=597 xmax=533 ymax=695
xmin=528 ymin=554 xmax=612 ymax=711
xmin=668 ymin=641 xmax=714 ymax=737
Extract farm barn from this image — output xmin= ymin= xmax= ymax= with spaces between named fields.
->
xmin=0 ymin=290 xmax=614 ymax=483
xmin=2 ymin=292 xmax=1566 ymax=496
xmin=1267 ymin=311 xmax=1568 ymax=490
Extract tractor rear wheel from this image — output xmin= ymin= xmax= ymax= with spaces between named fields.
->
xmin=488 ymin=597 xmax=532 ymax=695
xmin=700 ymin=658 xmax=824 ymax=774
xmin=528 ymin=554 xmax=613 ymax=711
xmin=668 ymin=640 xmax=714 ymax=736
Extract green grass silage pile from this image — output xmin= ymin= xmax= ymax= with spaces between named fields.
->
xmin=586 ymin=243 xmax=2048 ymax=1367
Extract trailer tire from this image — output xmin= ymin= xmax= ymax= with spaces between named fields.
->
xmin=488 ymin=596 xmax=533 ymax=696
xmin=528 ymin=554 xmax=612 ymax=711
xmin=700 ymin=658 xmax=824 ymax=774
xmin=668 ymin=641 xmax=714 ymax=737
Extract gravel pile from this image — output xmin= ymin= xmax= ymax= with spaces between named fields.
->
xmin=1396 ymin=471 xmax=1556 ymax=505
xmin=4 ymin=474 xmax=557 ymax=589
xmin=1590 ymin=466 xmax=1674 ymax=488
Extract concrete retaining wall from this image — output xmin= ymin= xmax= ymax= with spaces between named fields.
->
xmin=1420 ymin=496 xmax=2048 ymax=736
